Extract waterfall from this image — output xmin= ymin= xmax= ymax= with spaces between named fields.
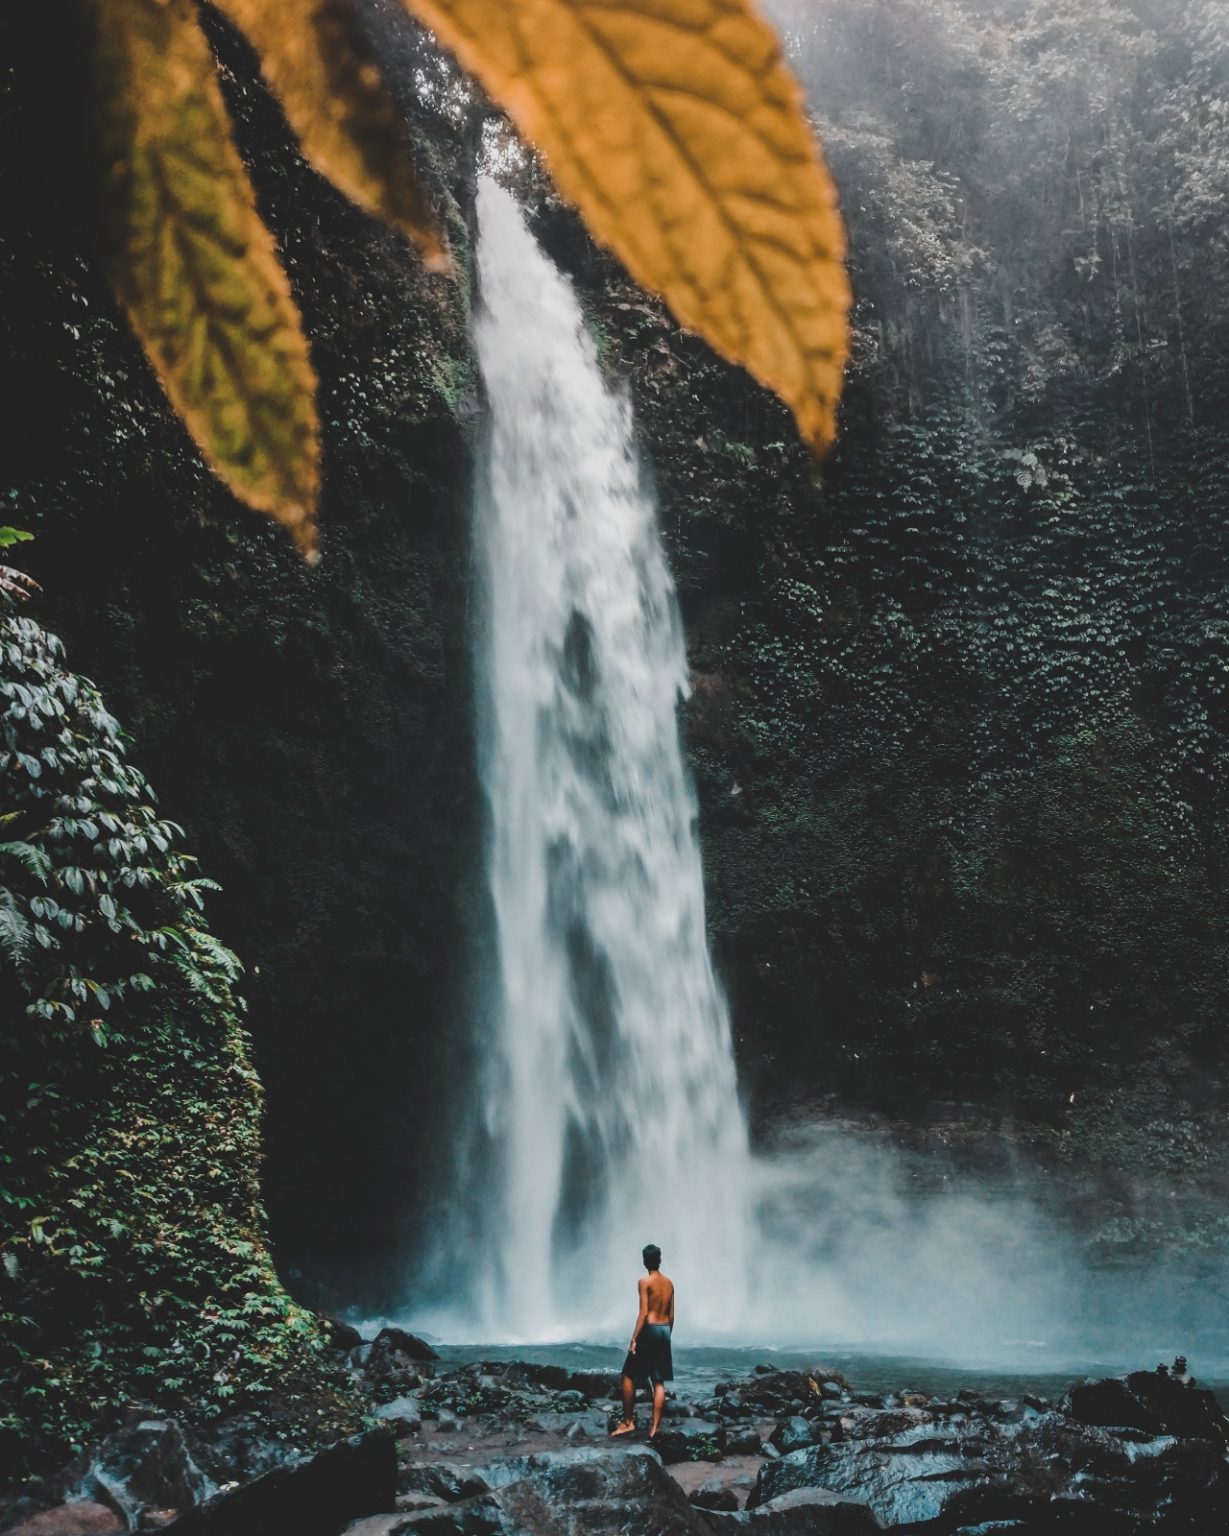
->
xmin=464 ymin=178 xmax=750 ymax=1341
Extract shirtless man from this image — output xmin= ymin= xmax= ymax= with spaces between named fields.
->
xmin=610 ymin=1243 xmax=675 ymax=1438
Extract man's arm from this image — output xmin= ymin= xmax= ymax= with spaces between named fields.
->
xmin=667 ymin=1287 xmax=675 ymax=1330
xmin=628 ymin=1277 xmax=649 ymax=1353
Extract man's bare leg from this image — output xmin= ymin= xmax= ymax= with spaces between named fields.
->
xmin=649 ymin=1381 xmax=666 ymax=1438
xmin=610 ymin=1372 xmax=637 ymax=1436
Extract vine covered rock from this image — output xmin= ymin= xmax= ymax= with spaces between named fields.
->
xmin=0 ymin=610 xmax=357 ymax=1476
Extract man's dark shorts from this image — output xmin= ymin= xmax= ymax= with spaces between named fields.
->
xmin=622 ymin=1322 xmax=673 ymax=1385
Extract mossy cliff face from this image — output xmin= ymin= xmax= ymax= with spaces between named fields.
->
xmin=2 ymin=7 xmax=482 ymax=1306
xmin=0 ymin=612 xmax=358 ymax=1476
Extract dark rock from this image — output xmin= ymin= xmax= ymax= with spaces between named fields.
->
xmin=499 ymin=1447 xmax=710 ymax=1533
xmin=768 ymin=1418 xmax=815 ymax=1456
xmin=399 ymin=1464 xmax=490 ymax=1504
xmin=948 ymin=1525 xmax=1030 ymax=1535
xmin=689 ymin=1478 xmax=739 ymax=1513
xmin=554 ymin=1392 xmax=585 ymax=1411
xmin=366 ymin=1330 xmax=440 ymax=1390
xmin=1066 ymin=1368 xmax=1229 ymax=1446
xmin=652 ymin=1421 xmax=723 ymax=1465
xmin=63 ymin=1419 xmax=214 ymax=1530
xmin=320 ymin=1316 xmax=365 ymax=1353
xmin=381 ymin=1493 xmax=522 ymax=1535
xmin=1024 ymin=1409 xmax=1229 ymax=1526
xmin=724 ymin=1372 xmax=826 ymax=1417
xmin=491 ymin=1363 xmax=568 ymax=1394
xmin=168 ymin=1430 xmax=395 ymax=1536
xmin=565 ymin=1372 xmax=618 ymax=1401
xmin=396 ymin=1495 xmax=451 ymax=1515
xmin=1064 ymin=1379 xmax=1160 ymax=1435
xmin=374 ymin=1397 xmax=423 ymax=1435
xmin=751 ymin=1428 xmax=1006 ymax=1529
xmin=752 ymin=1366 xmax=778 ymax=1377
xmin=4 ymin=1505 xmax=125 ymax=1536
xmin=842 ymin=1407 xmax=934 ymax=1441
xmin=703 ymin=1486 xmax=883 ymax=1534
xmin=718 ymin=1427 xmax=762 ymax=1457
xmin=344 ymin=1518 xmax=437 ymax=1536
xmin=374 ymin=1327 xmax=442 ymax=1363
xmin=186 ymin=1416 xmax=302 ymax=1485
xmin=460 ymin=1446 xmax=712 ymax=1534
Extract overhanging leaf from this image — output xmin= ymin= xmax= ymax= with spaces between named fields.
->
xmin=402 ymin=0 xmax=851 ymax=451
xmin=86 ymin=0 xmax=320 ymax=554
xmin=211 ymin=0 xmax=450 ymax=268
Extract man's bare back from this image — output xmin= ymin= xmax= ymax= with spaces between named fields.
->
xmin=641 ymin=1270 xmax=674 ymax=1326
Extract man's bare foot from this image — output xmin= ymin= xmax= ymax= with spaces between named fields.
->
xmin=609 ymin=1419 xmax=637 ymax=1438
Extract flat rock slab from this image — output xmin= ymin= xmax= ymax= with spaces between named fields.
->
xmin=705 ymin=1486 xmax=883 ymax=1535
xmin=753 ymin=1438 xmax=1004 ymax=1529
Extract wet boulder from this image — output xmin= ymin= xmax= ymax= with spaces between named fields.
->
xmin=320 ymin=1316 xmax=365 ymax=1353
xmin=58 ymin=1417 xmax=214 ymax=1531
xmin=168 ymin=1430 xmax=396 ymax=1536
xmin=740 ymin=1374 xmax=815 ymax=1412
xmin=398 ymin=1462 xmax=490 ymax=1504
xmin=751 ymin=1424 xmax=1007 ymax=1529
xmin=1066 ymin=1367 xmax=1229 ymax=1446
xmin=718 ymin=1426 xmax=763 ymax=1457
xmin=391 ymin=1446 xmax=713 ymax=1534
xmin=688 ymin=1475 xmax=740 ymax=1512
xmin=365 ymin=1331 xmax=440 ymax=1393
xmin=651 ymin=1420 xmax=723 ymax=1465
xmin=704 ymin=1485 xmax=883 ymax=1534
xmin=374 ymin=1396 xmax=423 ymax=1435
xmin=768 ymin=1418 xmax=817 ymax=1456
xmin=492 ymin=1362 xmax=570 ymax=1393
xmin=565 ymin=1371 xmax=619 ymax=1401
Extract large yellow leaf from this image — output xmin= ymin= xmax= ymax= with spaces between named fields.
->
xmin=86 ymin=0 xmax=320 ymax=554
xmin=403 ymin=0 xmax=850 ymax=451
xmin=211 ymin=0 xmax=449 ymax=268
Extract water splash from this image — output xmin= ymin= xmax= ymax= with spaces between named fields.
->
xmin=456 ymin=179 xmax=750 ymax=1340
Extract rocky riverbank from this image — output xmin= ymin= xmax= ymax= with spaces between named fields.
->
xmin=5 ymin=1326 xmax=1229 ymax=1535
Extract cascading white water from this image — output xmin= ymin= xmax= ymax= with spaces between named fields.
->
xmin=467 ymin=179 xmax=750 ymax=1340
xmin=405 ymin=180 xmax=1229 ymax=1371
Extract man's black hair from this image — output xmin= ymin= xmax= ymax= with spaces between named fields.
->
xmin=642 ymin=1243 xmax=662 ymax=1270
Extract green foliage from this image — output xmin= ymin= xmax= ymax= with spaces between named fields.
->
xmin=0 ymin=612 xmax=358 ymax=1476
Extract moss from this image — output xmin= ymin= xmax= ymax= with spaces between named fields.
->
xmin=0 ymin=612 xmax=361 ymax=1477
